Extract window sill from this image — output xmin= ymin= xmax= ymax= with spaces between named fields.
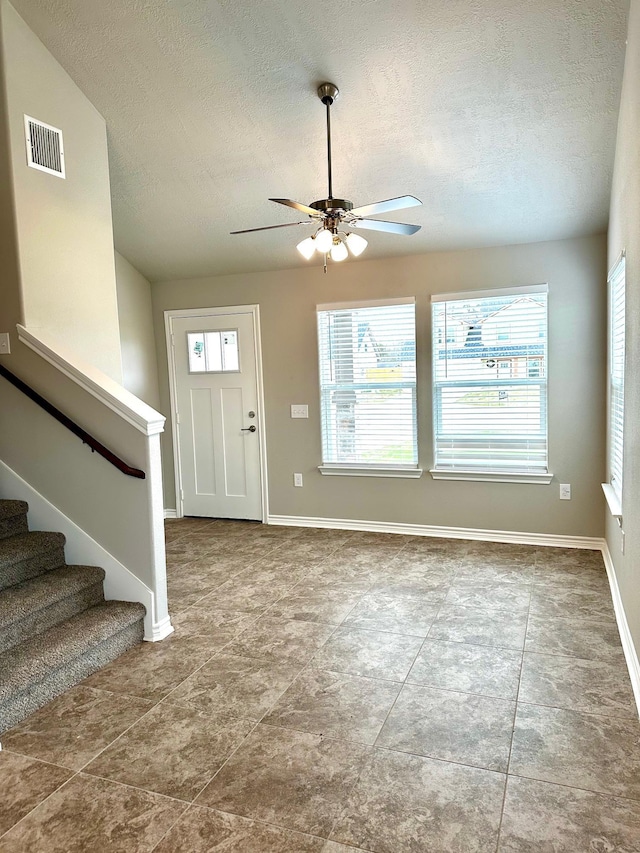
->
xmin=318 ymin=465 xmax=423 ymax=479
xmin=602 ymin=483 xmax=622 ymax=519
xmin=429 ymin=469 xmax=553 ymax=485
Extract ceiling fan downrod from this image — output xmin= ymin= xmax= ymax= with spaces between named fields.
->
xmin=317 ymin=83 xmax=339 ymax=201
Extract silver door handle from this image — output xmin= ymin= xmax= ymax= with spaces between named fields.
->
xmin=241 ymin=425 xmax=257 ymax=432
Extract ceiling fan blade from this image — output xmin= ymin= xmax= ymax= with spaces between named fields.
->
xmin=230 ymin=221 xmax=310 ymax=235
xmin=353 ymin=218 xmax=421 ymax=235
xmin=269 ymin=198 xmax=319 ymax=216
xmin=350 ymin=195 xmax=422 ymax=218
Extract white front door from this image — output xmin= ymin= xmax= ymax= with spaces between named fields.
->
xmin=169 ymin=309 xmax=263 ymax=520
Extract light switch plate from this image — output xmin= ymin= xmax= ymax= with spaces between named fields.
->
xmin=0 ymin=333 xmax=10 ymax=354
xmin=291 ymin=404 xmax=308 ymax=419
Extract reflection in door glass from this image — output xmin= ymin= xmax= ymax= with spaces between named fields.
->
xmin=187 ymin=330 xmax=240 ymax=373
xmin=188 ymin=333 xmax=206 ymax=372
xmin=222 ymin=331 xmax=239 ymax=371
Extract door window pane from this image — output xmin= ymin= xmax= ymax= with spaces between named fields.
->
xmin=187 ymin=330 xmax=240 ymax=373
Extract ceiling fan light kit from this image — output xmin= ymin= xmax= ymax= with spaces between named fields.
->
xmin=231 ymin=83 xmax=422 ymax=268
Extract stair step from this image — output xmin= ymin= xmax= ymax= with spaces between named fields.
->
xmin=0 ymin=500 xmax=29 ymax=541
xmin=0 ymin=600 xmax=146 ymax=734
xmin=0 ymin=565 xmax=106 ymax=655
xmin=0 ymin=531 xmax=66 ymax=591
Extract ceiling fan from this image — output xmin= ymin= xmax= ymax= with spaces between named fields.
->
xmin=230 ymin=83 xmax=422 ymax=266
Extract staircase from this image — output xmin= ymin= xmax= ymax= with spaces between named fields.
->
xmin=0 ymin=500 xmax=146 ymax=734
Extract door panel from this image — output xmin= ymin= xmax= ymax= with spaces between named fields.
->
xmin=171 ymin=311 xmax=262 ymax=520
xmin=190 ymin=389 xmax=216 ymax=495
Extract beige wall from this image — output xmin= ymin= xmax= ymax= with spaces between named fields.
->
xmin=115 ymin=251 xmax=161 ymax=410
xmin=607 ymin=1 xmax=640 ymax=661
xmin=153 ymin=234 xmax=607 ymax=537
xmin=0 ymin=0 xmax=121 ymax=381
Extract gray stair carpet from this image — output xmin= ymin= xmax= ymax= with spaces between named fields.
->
xmin=0 ymin=499 xmax=146 ymax=734
xmin=0 ymin=500 xmax=28 ymax=540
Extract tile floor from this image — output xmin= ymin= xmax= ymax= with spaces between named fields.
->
xmin=1 ymin=519 xmax=640 ymax=851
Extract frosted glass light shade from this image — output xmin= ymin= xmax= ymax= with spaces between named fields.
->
xmin=296 ymin=236 xmax=316 ymax=260
xmin=315 ymin=228 xmax=334 ymax=253
xmin=346 ymin=232 xmax=368 ymax=257
xmin=330 ymin=239 xmax=348 ymax=262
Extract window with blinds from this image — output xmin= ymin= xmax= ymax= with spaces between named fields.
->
xmin=317 ymin=299 xmax=417 ymax=468
xmin=609 ymin=255 xmax=625 ymax=500
xmin=432 ymin=285 xmax=548 ymax=474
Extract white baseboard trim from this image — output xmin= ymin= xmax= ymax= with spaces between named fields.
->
xmin=146 ymin=615 xmax=174 ymax=642
xmin=601 ymin=543 xmax=640 ymax=718
xmin=164 ymin=508 xmax=178 ymax=519
xmin=267 ymin=514 xmax=605 ymax=550
xmin=0 ymin=460 xmax=171 ymax=642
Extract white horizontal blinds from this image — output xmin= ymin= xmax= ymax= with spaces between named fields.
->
xmin=432 ymin=287 xmax=548 ymax=473
xmin=609 ymin=256 xmax=625 ymax=500
xmin=317 ymin=300 xmax=417 ymax=466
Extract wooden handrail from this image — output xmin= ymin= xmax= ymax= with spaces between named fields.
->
xmin=0 ymin=363 xmax=145 ymax=479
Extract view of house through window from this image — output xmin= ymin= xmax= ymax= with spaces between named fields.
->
xmin=317 ymin=299 xmax=417 ymax=467
xmin=432 ymin=285 xmax=549 ymax=474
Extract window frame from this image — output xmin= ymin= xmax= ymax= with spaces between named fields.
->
xmin=316 ymin=297 xmax=422 ymax=478
xmin=429 ymin=284 xmax=552 ymax=484
xmin=603 ymin=252 xmax=625 ymax=519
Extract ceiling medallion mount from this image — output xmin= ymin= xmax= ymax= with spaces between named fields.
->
xmin=230 ymin=82 xmax=422 ymax=269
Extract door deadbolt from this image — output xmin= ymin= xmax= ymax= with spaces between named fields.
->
xmin=241 ymin=425 xmax=257 ymax=432
xmin=248 ymin=410 xmax=256 ymax=418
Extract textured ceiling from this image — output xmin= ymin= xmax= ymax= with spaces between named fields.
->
xmin=10 ymin=0 xmax=629 ymax=281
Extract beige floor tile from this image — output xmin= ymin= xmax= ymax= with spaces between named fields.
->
xmin=263 ymin=668 xmax=401 ymax=743
xmin=225 ymin=616 xmax=335 ymax=663
xmin=153 ymin=805 xmax=327 ymax=852
xmin=311 ymin=626 xmax=423 ymax=681
xmin=510 ymin=703 xmax=640 ymax=800
xmin=84 ymin=703 xmax=253 ymax=801
xmin=499 ymin=775 xmax=640 ymax=852
xmin=331 ymin=748 xmax=505 ymax=853
xmin=81 ymin=633 xmax=220 ymax=701
xmin=377 ymin=683 xmax=515 ymax=771
xmin=197 ymin=725 xmax=369 ymax=837
xmin=429 ymin=604 xmax=528 ymax=649
xmin=525 ymin=614 xmax=625 ymax=662
xmin=0 ymin=773 xmax=186 ymax=852
xmin=165 ymin=652 xmax=303 ymax=718
xmin=0 ymin=751 xmax=71 ymax=836
xmin=342 ymin=590 xmax=443 ymax=636
xmin=408 ymin=640 xmax=522 ymax=699
xmin=1 ymin=686 xmax=153 ymax=770
xmin=519 ymin=652 xmax=637 ymax=717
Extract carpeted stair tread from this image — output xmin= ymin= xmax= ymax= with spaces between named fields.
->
xmin=0 ymin=600 xmax=146 ymax=702
xmin=0 ymin=500 xmax=28 ymax=521
xmin=0 ymin=565 xmax=106 ymax=655
xmin=0 ymin=601 xmax=145 ymax=733
xmin=0 ymin=501 xmax=29 ymax=540
xmin=0 ymin=531 xmax=66 ymax=590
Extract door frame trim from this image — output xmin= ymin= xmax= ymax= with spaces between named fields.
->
xmin=164 ymin=304 xmax=269 ymax=522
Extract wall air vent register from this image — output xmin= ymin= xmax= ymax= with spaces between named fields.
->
xmin=24 ymin=115 xmax=65 ymax=178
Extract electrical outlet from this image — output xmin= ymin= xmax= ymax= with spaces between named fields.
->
xmin=0 ymin=332 xmax=10 ymax=354
xmin=293 ymin=473 xmax=303 ymax=487
xmin=559 ymin=483 xmax=571 ymax=500
xmin=291 ymin=404 xmax=308 ymax=419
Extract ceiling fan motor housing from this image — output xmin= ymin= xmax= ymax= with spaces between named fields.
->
xmin=310 ymin=198 xmax=353 ymax=214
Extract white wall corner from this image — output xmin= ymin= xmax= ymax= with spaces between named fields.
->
xmin=0 ymin=459 xmax=173 ymax=642
xmin=601 ymin=542 xmax=640 ymax=718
